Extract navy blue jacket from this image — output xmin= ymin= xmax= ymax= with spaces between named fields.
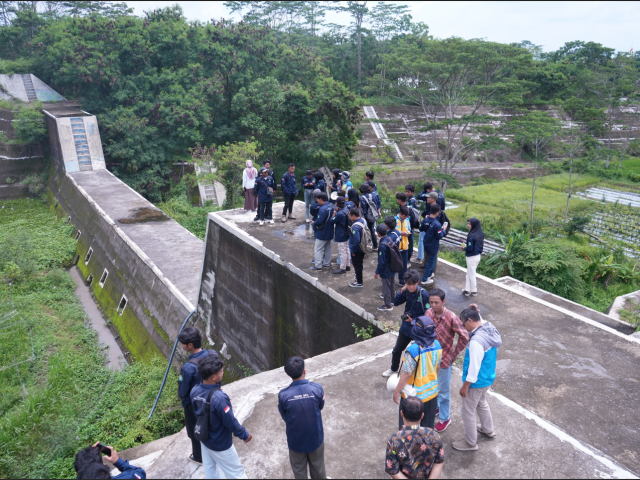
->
xmin=254 ymin=175 xmax=276 ymax=203
xmin=302 ymin=175 xmax=315 ymax=190
xmin=345 ymin=200 xmax=356 ymax=211
xmin=464 ymin=237 xmax=483 ymax=257
xmin=331 ymin=208 xmax=350 ymax=243
xmin=407 ymin=197 xmax=418 ymax=209
xmin=278 ymin=380 xmax=325 ymax=454
xmin=349 ymin=218 xmax=367 ymax=254
xmin=417 ymin=190 xmax=445 ymax=211
xmin=190 ymin=384 xmax=249 ymax=452
xmin=394 ymin=287 xmax=430 ymax=336
xmin=420 ymin=216 xmax=445 ymax=255
xmin=281 ymin=171 xmax=298 ymax=195
xmin=178 ymin=349 xmax=217 ymax=407
xmin=310 ymin=201 xmax=320 ymax=221
xmin=316 ymin=179 xmax=326 ymax=193
xmin=375 ymin=237 xmax=395 ymax=279
xmin=112 ymin=459 xmax=146 ymax=479
xmin=360 ymin=193 xmax=379 ymax=220
xmin=313 ymin=203 xmax=335 ymax=241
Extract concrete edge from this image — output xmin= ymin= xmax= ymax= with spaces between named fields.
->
xmin=438 ymin=258 xmax=640 ymax=345
xmin=205 ymin=203 xmax=386 ymax=332
xmin=495 ymin=276 xmax=634 ymax=328
xmin=608 ymin=288 xmax=640 ymax=323
xmin=65 ymin=173 xmax=196 ymax=314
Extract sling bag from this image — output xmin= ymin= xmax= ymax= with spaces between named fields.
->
xmin=194 ymin=385 xmax=221 ymax=442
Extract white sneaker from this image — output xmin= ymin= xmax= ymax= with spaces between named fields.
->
xmin=382 ymin=369 xmax=397 ymax=377
xmin=269 ymin=219 xmax=274 ymax=224
xmin=306 ymin=219 xmax=310 ymax=223
xmin=421 ymin=278 xmax=434 ymax=285
xmin=259 ymin=221 xmax=264 ymax=226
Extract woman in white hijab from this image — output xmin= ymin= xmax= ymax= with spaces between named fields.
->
xmin=243 ymin=160 xmax=258 ymax=211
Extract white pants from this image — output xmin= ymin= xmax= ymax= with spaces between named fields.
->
xmin=465 ymin=254 xmax=481 ymax=293
xmin=201 ymin=443 xmax=248 ymax=479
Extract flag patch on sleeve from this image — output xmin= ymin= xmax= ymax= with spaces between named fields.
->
xmin=224 ymin=406 xmax=230 ymax=413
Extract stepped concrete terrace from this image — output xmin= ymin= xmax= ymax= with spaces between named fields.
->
xmin=152 ymin=199 xmax=640 ymax=479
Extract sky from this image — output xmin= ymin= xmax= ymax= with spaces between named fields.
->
xmin=125 ymin=1 xmax=638 ymax=54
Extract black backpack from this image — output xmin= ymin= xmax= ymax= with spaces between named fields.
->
xmin=382 ymin=237 xmax=403 ymax=273
xmin=194 ymin=386 xmax=221 ymax=442
xmin=188 ymin=349 xmax=219 ymax=367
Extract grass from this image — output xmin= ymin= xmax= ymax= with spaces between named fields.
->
xmin=619 ymin=157 xmax=640 ymax=176
xmin=0 ymin=198 xmax=183 ymax=479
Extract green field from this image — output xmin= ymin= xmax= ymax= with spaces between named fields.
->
xmin=0 ymin=199 xmax=183 ymax=479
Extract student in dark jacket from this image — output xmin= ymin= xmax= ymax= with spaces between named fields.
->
xmin=310 ymin=193 xmax=334 ymax=271
xmin=365 ymin=171 xmax=378 ymax=192
xmin=381 ymin=270 xmax=430 ymax=378
xmin=191 ymin=357 xmax=251 ymax=479
xmin=420 ymin=204 xmax=447 ymax=285
xmin=313 ymin=172 xmax=326 ymax=194
xmin=74 ymin=444 xmax=147 ymax=480
xmin=278 ymin=356 xmax=327 ymax=479
xmin=346 ymin=188 xmax=359 ymax=211
xmin=177 ymin=327 xmax=218 ymax=466
xmin=405 ymin=185 xmax=418 ymax=262
xmin=349 ymin=208 xmax=367 ymax=287
xmin=359 ymin=184 xmax=380 ymax=249
xmin=281 ymin=163 xmax=298 ymax=223
xmin=461 ymin=218 xmax=484 ymax=298
xmin=375 ymin=224 xmax=396 ymax=311
xmin=302 ymin=170 xmax=316 ymax=223
xmin=331 ymin=197 xmax=351 ymax=275
xmin=417 ymin=182 xmax=445 ymax=212
xmin=254 ymin=167 xmax=277 ymax=225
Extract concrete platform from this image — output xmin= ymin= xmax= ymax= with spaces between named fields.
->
xmin=139 ymin=334 xmax=636 ymax=479
xmin=204 ymin=200 xmax=640 ymax=477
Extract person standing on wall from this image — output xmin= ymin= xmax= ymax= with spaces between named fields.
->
xmin=382 ymin=269 xmax=429 ymax=377
xmin=452 ymin=305 xmax=502 ymax=452
xmin=310 ymin=192 xmax=334 ymax=271
xmin=177 ymin=327 xmax=218 ymax=467
xmin=331 ymin=197 xmax=351 ymax=275
xmin=420 ymin=205 xmax=447 ymax=285
xmin=392 ymin=316 xmax=442 ymax=429
xmin=302 ymin=170 xmax=315 ymax=224
xmin=462 ymin=218 xmax=484 ymax=297
xmin=253 ymin=159 xmax=277 ymax=222
xmin=254 ymin=167 xmax=276 ymax=225
xmin=375 ymin=224 xmax=396 ymax=311
xmin=424 ymin=288 xmax=469 ymax=434
xmin=191 ymin=357 xmax=252 ymax=479
xmin=395 ymin=206 xmax=412 ymax=287
xmin=278 ymin=356 xmax=327 ymax=479
xmin=348 ymin=208 xmax=367 ymax=288
xmin=242 ymin=160 xmax=258 ymax=212
xmin=385 ymin=396 xmax=445 ymax=480
xmin=281 ymin=163 xmax=298 ymax=223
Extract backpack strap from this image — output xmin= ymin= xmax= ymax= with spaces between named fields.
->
xmin=188 ymin=350 xmax=218 ymax=366
xmin=417 ymin=287 xmax=429 ymax=313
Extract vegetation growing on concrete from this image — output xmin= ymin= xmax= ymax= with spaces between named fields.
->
xmin=0 ymin=198 xmax=183 ymax=479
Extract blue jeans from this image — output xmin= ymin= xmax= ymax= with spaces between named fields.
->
xmin=417 ymin=231 xmax=425 ymax=260
xmin=422 ymin=250 xmax=438 ymax=281
xmin=437 ymin=366 xmax=452 ymax=421
xmin=399 ymin=250 xmax=408 ymax=285
xmin=304 ymin=189 xmax=313 ymax=220
xmin=201 ymin=443 xmax=248 ymax=479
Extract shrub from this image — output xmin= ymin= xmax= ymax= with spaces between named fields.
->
xmin=13 ymin=106 xmax=47 ymax=144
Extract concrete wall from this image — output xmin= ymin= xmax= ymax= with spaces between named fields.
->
xmin=48 ymin=162 xmax=202 ymax=364
xmin=197 ymin=213 xmax=383 ymax=372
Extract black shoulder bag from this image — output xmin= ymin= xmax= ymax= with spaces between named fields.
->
xmin=194 ymin=386 xmax=221 ymax=442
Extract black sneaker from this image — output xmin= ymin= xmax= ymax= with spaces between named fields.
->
xmin=346 ymin=266 xmax=351 ymax=271
xmin=189 ymin=454 xmax=203 ymax=466
xmin=333 ymin=269 xmax=346 ymax=274
xmin=349 ymin=282 xmax=364 ymax=288
xmin=462 ymin=290 xmax=470 ymax=297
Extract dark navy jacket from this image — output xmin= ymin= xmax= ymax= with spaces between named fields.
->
xmin=313 ymin=203 xmax=335 ymax=241
xmin=464 ymin=237 xmax=483 ymax=257
xmin=254 ymin=175 xmax=276 ymax=203
xmin=407 ymin=197 xmax=418 ymax=209
xmin=394 ymin=287 xmax=430 ymax=336
xmin=360 ymin=193 xmax=378 ymax=220
xmin=302 ymin=175 xmax=315 ymax=190
xmin=420 ymin=216 xmax=445 ymax=255
xmin=345 ymin=200 xmax=356 ymax=211
xmin=112 ymin=459 xmax=146 ymax=479
xmin=376 ymin=237 xmax=395 ymax=279
xmin=278 ymin=380 xmax=325 ymax=454
xmin=310 ymin=201 xmax=320 ymax=221
xmin=316 ymin=179 xmax=326 ymax=193
xmin=417 ymin=190 xmax=445 ymax=211
xmin=349 ymin=218 xmax=367 ymax=254
xmin=388 ymin=230 xmax=401 ymax=248
xmin=331 ymin=208 xmax=350 ymax=243
xmin=281 ymin=171 xmax=298 ymax=195
xmin=178 ymin=349 xmax=217 ymax=407
xmin=190 ymin=383 xmax=249 ymax=452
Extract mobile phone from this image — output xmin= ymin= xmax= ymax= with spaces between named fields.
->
xmin=97 ymin=443 xmax=112 ymax=457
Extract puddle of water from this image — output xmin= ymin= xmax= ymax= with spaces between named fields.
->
xmin=269 ymin=223 xmax=316 ymax=244
xmin=117 ymin=207 xmax=170 ymax=225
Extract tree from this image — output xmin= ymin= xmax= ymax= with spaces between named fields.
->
xmin=384 ymin=37 xmax=531 ymax=191
xmin=191 ymin=140 xmax=262 ymax=209
xmin=335 ymin=1 xmax=368 ymax=88
xmin=509 ymin=111 xmax=562 ymax=233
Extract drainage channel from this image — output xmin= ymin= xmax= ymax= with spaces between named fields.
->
xmin=69 ymin=266 xmax=126 ymax=370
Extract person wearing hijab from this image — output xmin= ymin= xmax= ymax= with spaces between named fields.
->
xmin=392 ymin=316 xmax=442 ymax=429
xmin=346 ymin=187 xmax=360 ymax=211
xmin=461 ymin=218 xmax=484 ymax=297
xmin=242 ymin=160 xmax=258 ymax=212
xmin=340 ymin=171 xmax=353 ymax=194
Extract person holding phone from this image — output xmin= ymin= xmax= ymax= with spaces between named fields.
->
xmin=74 ymin=443 xmax=146 ymax=479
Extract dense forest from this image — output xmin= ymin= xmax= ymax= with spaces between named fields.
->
xmin=0 ymin=1 xmax=639 ymax=200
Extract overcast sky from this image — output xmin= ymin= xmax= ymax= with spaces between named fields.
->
xmin=125 ymin=1 xmax=638 ymax=54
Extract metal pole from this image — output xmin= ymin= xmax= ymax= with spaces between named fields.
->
xmin=148 ymin=309 xmax=196 ymax=419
